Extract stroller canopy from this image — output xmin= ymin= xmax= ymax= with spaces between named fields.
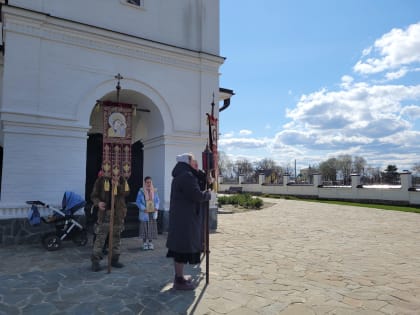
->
xmin=62 ymin=191 xmax=86 ymax=215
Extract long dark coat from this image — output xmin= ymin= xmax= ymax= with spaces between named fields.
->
xmin=166 ymin=162 xmax=211 ymax=254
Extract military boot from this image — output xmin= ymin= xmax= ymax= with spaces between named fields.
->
xmin=91 ymin=258 xmax=101 ymax=272
xmin=111 ymin=255 xmax=124 ymax=268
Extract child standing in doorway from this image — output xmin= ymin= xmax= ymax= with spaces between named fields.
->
xmin=136 ymin=176 xmax=159 ymax=250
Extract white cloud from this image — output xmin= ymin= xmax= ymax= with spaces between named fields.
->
xmin=220 ymin=81 xmax=420 ymax=169
xmin=286 ymin=84 xmax=420 ymax=136
xmin=401 ymin=105 xmax=420 ymax=120
xmin=222 ymin=131 xmax=234 ymax=138
xmin=218 ymin=137 xmax=269 ymax=149
xmin=353 ymin=22 xmax=420 ymax=76
xmin=380 ymin=130 xmax=420 ymax=147
xmin=340 ymin=75 xmax=354 ymax=89
xmin=239 ymin=129 xmax=252 ymax=135
xmin=385 ymin=67 xmax=408 ymax=80
xmin=218 ymin=22 xmax=420 ymax=171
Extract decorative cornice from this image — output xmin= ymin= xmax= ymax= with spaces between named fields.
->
xmin=0 ymin=109 xmax=81 ymax=123
xmin=1 ymin=118 xmax=89 ymax=138
xmin=2 ymin=6 xmax=224 ymax=73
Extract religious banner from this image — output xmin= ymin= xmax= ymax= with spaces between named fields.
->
xmin=145 ymin=200 xmax=155 ymax=213
xmin=101 ymin=101 xmax=133 ymax=192
xmin=207 ymin=107 xmax=218 ymax=190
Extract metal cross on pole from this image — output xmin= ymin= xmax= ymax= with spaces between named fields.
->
xmin=115 ymin=73 xmax=123 ymax=102
xmin=202 ymin=93 xmax=218 ymax=284
xmin=108 ymin=73 xmax=123 ymax=273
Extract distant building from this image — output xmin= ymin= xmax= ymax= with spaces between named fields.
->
xmin=299 ymin=167 xmax=317 ymax=184
xmin=0 ymin=1 xmax=233 ymax=225
xmin=260 ymin=169 xmax=282 ymax=184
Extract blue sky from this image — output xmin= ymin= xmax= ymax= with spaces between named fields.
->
xmin=219 ymin=0 xmax=420 ymax=172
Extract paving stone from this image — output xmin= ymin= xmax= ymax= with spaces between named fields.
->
xmin=1 ymin=198 xmax=420 ymax=314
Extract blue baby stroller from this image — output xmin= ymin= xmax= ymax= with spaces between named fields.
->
xmin=26 ymin=191 xmax=88 ymax=251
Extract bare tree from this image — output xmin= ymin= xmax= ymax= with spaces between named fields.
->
xmin=353 ymin=156 xmax=367 ymax=174
xmin=217 ymin=151 xmax=236 ymax=178
xmin=282 ymin=163 xmax=294 ymax=176
xmin=363 ymin=165 xmax=381 ymax=184
xmin=412 ymin=162 xmax=420 ymax=174
xmin=382 ymin=164 xmax=399 ymax=184
xmin=319 ymin=158 xmax=338 ymax=183
xmin=217 ymin=151 xmax=229 ymax=177
xmin=337 ymin=154 xmax=352 ymax=184
xmin=226 ymin=159 xmax=236 ymax=178
xmin=254 ymin=158 xmax=277 ymax=171
xmin=235 ymin=158 xmax=254 ymax=178
xmin=319 ymin=155 xmax=367 ymax=185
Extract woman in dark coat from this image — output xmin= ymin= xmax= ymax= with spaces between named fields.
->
xmin=166 ymin=153 xmax=211 ymax=290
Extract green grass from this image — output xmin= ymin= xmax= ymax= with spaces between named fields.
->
xmin=307 ymin=199 xmax=420 ymax=213
xmin=218 ymin=193 xmax=264 ymax=209
xmin=259 ymin=194 xmax=420 ymax=214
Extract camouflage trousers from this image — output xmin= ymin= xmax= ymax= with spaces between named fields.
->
xmin=91 ymin=221 xmax=123 ymax=261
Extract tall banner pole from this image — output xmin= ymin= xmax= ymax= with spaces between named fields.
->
xmin=99 ymin=74 xmax=133 ymax=273
xmin=203 ymin=145 xmax=211 ymax=284
xmin=202 ymin=94 xmax=218 ymax=284
xmin=205 ymin=184 xmax=210 ymax=285
xmin=107 ymin=182 xmax=115 ymax=273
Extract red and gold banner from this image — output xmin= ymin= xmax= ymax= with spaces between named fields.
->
xmin=207 ymin=112 xmax=218 ymax=190
xmin=101 ymin=101 xmax=133 ymax=190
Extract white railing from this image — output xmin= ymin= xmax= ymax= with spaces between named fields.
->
xmin=218 ymin=172 xmax=420 ymax=206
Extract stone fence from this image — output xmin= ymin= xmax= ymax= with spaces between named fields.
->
xmin=219 ymin=172 xmax=420 ymax=206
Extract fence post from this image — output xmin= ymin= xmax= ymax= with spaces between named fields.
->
xmin=313 ymin=173 xmax=322 ymax=187
xmin=258 ymin=173 xmax=265 ymax=185
xmin=400 ymin=171 xmax=412 ymax=190
xmin=283 ymin=174 xmax=290 ymax=186
xmin=351 ymin=174 xmax=361 ymax=190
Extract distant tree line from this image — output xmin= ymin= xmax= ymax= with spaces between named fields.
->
xmin=218 ymin=151 xmax=420 ymax=185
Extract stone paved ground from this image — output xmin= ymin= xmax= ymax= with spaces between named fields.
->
xmin=1 ymin=198 xmax=420 ymax=314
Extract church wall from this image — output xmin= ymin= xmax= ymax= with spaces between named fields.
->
xmin=1 ymin=128 xmax=87 ymax=205
xmin=0 ymin=4 xmax=223 ymax=219
xmin=8 ymin=0 xmax=219 ymax=55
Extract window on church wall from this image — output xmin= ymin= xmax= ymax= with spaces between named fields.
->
xmin=125 ymin=0 xmax=142 ymax=7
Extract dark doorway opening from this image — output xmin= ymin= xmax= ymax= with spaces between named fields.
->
xmin=128 ymin=140 xmax=144 ymax=202
xmin=0 ymin=146 xmax=3 ymax=196
xmin=85 ymin=133 xmax=103 ymax=202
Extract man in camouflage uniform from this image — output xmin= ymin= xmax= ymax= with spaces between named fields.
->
xmin=91 ymin=175 xmax=128 ymax=272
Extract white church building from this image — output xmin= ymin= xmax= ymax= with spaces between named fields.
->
xmin=0 ymin=0 xmax=233 ymax=242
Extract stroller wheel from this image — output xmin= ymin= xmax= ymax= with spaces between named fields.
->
xmin=73 ymin=230 xmax=88 ymax=246
xmin=42 ymin=233 xmax=61 ymax=251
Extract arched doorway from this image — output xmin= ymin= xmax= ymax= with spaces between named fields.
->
xmin=81 ymin=84 xmax=168 ymax=234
